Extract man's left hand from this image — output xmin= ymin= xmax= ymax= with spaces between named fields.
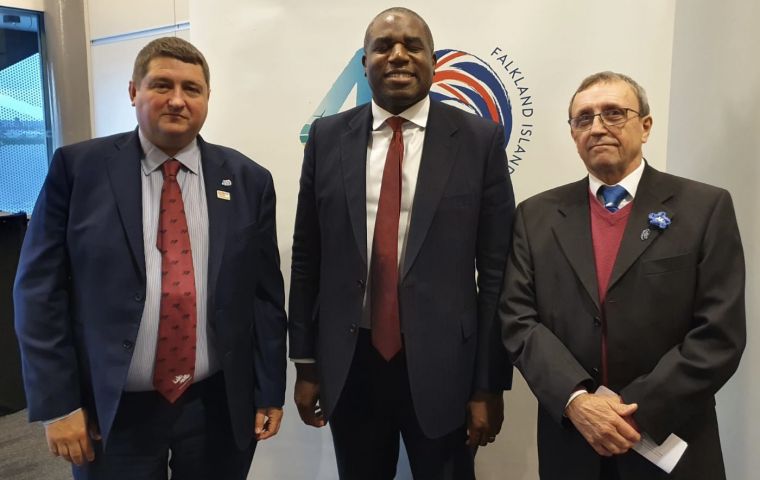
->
xmin=254 ymin=407 xmax=283 ymax=441
xmin=466 ymin=390 xmax=504 ymax=447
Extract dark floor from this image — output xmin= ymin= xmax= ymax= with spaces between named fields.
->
xmin=0 ymin=409 xmax=71 ymax=480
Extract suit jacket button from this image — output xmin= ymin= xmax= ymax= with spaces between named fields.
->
xmin=591 ymin=367 xmax=599 ymax=375
xmin=356 ymin=279 xmax=366 ymax=290
xmin=122 ymin=340 xmax=133 ymax=350
xmin=133 ymin=293 xmax=144 ymax=302
xmin=593 ymin=316 xmax=601 ymax=327
xmin=349 ymin=323 xmax=357 ymax=334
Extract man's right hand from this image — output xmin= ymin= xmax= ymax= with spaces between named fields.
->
xmin=294 ymin=363 xmax=326 ymax=427
xmin=44 ymin=408 xmax=98 ymax=465
xmin=565 ymin=393 xmax=641 ymax=457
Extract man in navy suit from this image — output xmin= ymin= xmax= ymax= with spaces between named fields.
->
xmin=289 ymin=8 xmax=514 ymax=479
xmin=499 ymin=72 xmax=745 ymax=479
xmin=14 ymin=37 xmax=287 ymax=479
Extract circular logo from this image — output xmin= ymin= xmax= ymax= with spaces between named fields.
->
xmin=431 ymin=49 xmax=513 ymax=147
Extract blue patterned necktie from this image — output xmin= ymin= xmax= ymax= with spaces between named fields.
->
xmin=599 ymin=185 xmax=628 ymax=213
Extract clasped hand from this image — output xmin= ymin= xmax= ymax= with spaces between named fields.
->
xmin=565 ymin=393 xmax=641 ymax=456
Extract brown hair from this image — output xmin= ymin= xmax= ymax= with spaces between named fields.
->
xmin=132 ymin=37 xmax=210 ymax=87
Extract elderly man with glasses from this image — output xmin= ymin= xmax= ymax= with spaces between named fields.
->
xmin=498 ymin=71 xmax=745 ymax=480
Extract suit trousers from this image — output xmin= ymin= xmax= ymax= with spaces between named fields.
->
xmin=600 ymin=457 xmax=621 ymax=480
xmin=329 ymin=330 xmax=474 ymax=480
xmin=73 ymin=373 xmax=255 ymax=480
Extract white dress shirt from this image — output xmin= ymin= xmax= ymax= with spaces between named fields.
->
xmin=587 ymin=158 xmax=645 ymax=209
xmin=360 ymin=97 xmax=430 ymax=328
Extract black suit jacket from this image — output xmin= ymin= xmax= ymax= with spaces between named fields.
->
xmin=14 ymin=130 xmax=287 ymax=450
xmin=289 ymin=100 xmax=515 ymax=438
xmin=500 ymin=164 xmax=745 ymax=479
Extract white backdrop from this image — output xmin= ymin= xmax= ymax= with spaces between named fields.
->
xmin=185 ymin=1 xmax=675 ymax=478
xmin=666 ymin=1 xmax=760 ymax=478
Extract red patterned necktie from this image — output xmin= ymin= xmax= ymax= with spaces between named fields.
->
xmin=154 ymin=159 xmax=197 ymax=402
xmin=371 ymin=116 xmax=406 ymax=361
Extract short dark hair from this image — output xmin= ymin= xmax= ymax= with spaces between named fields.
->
xmin=132 ymin=37 xmax=210 ymax=87
xmin=363 ymin=7 xmax=434 ymax=52
xmin=569 ymin=71 xmax=649 ymax=118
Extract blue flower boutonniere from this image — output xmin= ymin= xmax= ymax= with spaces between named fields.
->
xmin=648 ymin=211 xmax=671 ymax=230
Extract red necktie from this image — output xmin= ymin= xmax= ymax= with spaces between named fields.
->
xmin=154 ymin=159 xmax=197 ymax=402
xmin=371 ymin=116 xmax=406 ymax=361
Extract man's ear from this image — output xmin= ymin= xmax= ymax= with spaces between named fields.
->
xmin=641 ymin=115 xmax=653 ymax=143
xmin=128 ymin=80 xmax=137 ymax=106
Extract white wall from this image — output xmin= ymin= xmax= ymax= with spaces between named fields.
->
xmin=86 ymin=0 xmax=189 ymax=137
xmin=667 ymin=1 xmax=760 ymax=479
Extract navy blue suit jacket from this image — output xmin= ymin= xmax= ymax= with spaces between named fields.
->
xmin=289 ymin=100 xmax=515 ymax=439
xmin=14 ymin=130 xmax=287 ymax=450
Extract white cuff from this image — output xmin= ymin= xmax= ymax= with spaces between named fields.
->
xmin=290 ymin=358 xmax=316 ymax=364
xmin=565 ymin=389 xmax=588 ymax=409
xmin=43 ymin=408 xmax=82 ymax=426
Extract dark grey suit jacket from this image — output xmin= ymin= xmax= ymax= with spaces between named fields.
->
xmin=289 ymin=99 xmax=515 ymax=438
xmin=500 ymin=164 xmax=745 ymax=479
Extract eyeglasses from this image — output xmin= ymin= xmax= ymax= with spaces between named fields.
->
xmin=568 ymin=107 xmax=640 ymax=131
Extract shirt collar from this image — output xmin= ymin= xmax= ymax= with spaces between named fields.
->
xmin=371 ymin=96 xmax=430 ymax=131
xmin=588 ymin=158 xmax=645 ymax=200
xmin=138 ymin=128 xmax=201 ymax=176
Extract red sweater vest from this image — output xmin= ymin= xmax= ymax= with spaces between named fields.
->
xmin=589 ymin=191 xmax=632 ymax=385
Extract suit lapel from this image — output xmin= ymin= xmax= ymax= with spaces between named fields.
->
xmin=106 ymin=131 xmax=146 ymax=279
xmin=552 ymin=178 xmax=600 ymax=310
xmin=341 ymin=106 xmax=372 ymax=265
xmin=401 ymin=101 xmax=457 ymax=280
xmin=607 ymin=165 xmax=674 ymax=290
xmin=199 ymin=137 xmax=233 ymax=296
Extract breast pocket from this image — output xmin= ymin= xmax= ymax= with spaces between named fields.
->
xmin=643 ymin=252 xmax=696 ymax=275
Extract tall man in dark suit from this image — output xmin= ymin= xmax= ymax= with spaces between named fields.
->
xmin=14 ymin=37 xmax=287 ymax=479
xmin=289 ymin=7 xmax=514 ymax=479
xmin=499 ymin=71 xmax=745 ymax=479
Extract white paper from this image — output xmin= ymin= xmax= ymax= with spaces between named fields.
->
xmin=595 ymin=386 xmax=688 ymax=473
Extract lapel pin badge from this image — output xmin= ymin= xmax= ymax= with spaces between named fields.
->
xmin=221 ymin=179 xmax=232 ymax=187
xmin=216 ymin=190 xmax=231 ymax=201
xmin=640 ymin=228 xmax=651 ymax=241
